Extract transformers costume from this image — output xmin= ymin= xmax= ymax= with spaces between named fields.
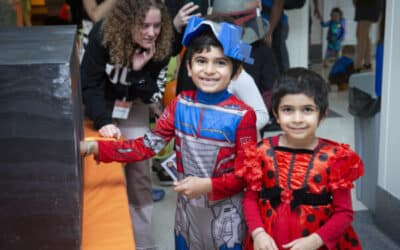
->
xmin=97 ymin=90 xmax=257 ymax=249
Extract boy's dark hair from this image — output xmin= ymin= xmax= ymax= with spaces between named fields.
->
xmin=271 ymin=67 xmax=329 ymax=120
xmin=185 ymin=16 xmax=242 ymax=79
xmin=331 ymin=7 xmax=343 ymax=18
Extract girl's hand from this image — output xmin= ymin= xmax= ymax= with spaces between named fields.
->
xmin=173 ymin=176 xmax=212 ymax=199
xmin=282 ymin=233 xmax=323 ymax=250
xmin=132 ymin=43 xmax=156 ymax=71
xmin=173 ymin=2 xmax=200 ymax=33
xmin=99 ymin=124 xmax=121 ymax=139
xmin=252 ymin=228 xmax=278 ymax=250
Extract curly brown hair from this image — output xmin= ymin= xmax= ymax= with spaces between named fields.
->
xmin=101 ymin=0 xmax=173 ymax=65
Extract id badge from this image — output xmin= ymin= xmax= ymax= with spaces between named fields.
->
xmin=111 ymin=99 xmax=132 ymax=119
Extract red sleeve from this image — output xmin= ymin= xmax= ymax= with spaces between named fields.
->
xmin=97 ymin=98 xmax=177 ymax=163
xmin=97 ymin=138 xmax=156 ymax=163
xmin=316 ymin=189 xmax=354 ymax=249
xmin=211 ymin=108 xmax=257 ymax=200
xmin=243 ymin=189 xmax=264 ymax=233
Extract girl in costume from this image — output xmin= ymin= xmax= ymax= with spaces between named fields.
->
xmin=237 ymin=68 xmax=363 ymax=250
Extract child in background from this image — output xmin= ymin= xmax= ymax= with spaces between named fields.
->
xmin=329 ymin=45 xmax=355 ymax=91
xmin=237 ymin=68 xmax=363 ymax=250
xmin=80 ymin=16 xmax=257 ymax=250
xmin=320 ymin=7 xmax=346 ymax=67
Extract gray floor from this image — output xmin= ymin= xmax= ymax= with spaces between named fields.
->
xmin=150 ymin=63 xmax=399 ymax=250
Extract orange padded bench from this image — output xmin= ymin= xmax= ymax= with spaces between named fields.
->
xmin=82 ymin=121 xmax=135 ymax=250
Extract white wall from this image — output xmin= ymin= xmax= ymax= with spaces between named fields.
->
xmin=378 ymin=0 xmax=400 ymax=200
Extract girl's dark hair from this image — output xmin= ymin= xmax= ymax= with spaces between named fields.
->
xmin=271 ymin=67 xmax=329 ymax=120
xmin=185 ymin=16 xmax=242 ymax=79
xmin=331 ymin=7 xmax=343 ymax=18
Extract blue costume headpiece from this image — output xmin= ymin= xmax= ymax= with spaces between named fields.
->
xmin=182 ymin=16 xmax=254 ymax=64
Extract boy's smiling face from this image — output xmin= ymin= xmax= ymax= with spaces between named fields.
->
xmin=186 ymin=46 xmax=235 ymax=93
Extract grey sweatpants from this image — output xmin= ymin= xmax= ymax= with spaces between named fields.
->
xmin=118 ymin=100 xmax=156 ymax=250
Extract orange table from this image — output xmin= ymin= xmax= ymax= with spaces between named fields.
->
xmin=81 ymin=121 xmax=135 ymax=250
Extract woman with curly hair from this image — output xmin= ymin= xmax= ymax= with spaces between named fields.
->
xmin=80 ymin=0 xmax=173 ymax=249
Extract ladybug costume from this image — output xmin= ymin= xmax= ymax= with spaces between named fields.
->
xmin=237 ymin=135 xmax=364 ymax=250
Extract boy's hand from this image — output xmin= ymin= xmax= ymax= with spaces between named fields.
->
xmin=282 ymin=233 xmax=323 ymax=250
xmin=80 ymin=141 xmax=99 ymax=157
xmin=252 ymin=228 xmax=278 ymax=250
xmin=173 ymin=176 xmax=212 ymax=199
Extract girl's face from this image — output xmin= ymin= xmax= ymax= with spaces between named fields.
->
xmin=275 ymin=93 xmax=321 ymax=149
xmin=132 ymin=7 xmax=162 ymax=49
xmin=187 ymin=46 xmax=236 ymax=93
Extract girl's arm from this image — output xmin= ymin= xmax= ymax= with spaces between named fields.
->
xmin=315 ymin=188 xmax=354 ymax=249
xmin=283 ymin=188 xmax=354 ymax=249
xmin=244 ymin=190 xmax=278 ymax=250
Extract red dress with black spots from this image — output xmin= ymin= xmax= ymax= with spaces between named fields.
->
xmin=237 ymin=135 xmax=364 ymax=250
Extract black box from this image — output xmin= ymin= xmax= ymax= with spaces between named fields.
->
xmin=0 ymin=25 xmax=83 ymax=250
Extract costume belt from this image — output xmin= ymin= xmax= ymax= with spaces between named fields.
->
xmin=259 ymin=186 xmax=332 ymax=210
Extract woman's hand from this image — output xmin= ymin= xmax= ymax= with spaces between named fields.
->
xmin=132 ymin=43 xmax=156 ymax=71
xmin=99 ymin=124 xmax=121 ymax=139
xmin=173 ymin=176 xmax=212 ymax=199
xmin=173 ymin=2 xmax=200 ymax=33
xmin=282 ymin=233 xmax=324 ymax=250
xmin=252 ymin=228 xmax=278 ymax=250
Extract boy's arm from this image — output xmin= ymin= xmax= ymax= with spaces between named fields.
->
xmin=210 ymin=109 xmax=257 ymax=200
xmin=81 ymin=98 xmax=178 ymax=163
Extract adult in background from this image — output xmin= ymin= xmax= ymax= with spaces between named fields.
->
xmin=353 ymin=0 xmax=383 ymax=72
xmin=80 ymin=0 xmax=173 ymax=249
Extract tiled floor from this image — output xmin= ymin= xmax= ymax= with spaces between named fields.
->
xmin=150 ymin=63 xmax=370 ymax=250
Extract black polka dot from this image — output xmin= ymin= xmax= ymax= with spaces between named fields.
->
xmin=262 ymin=199 xmax=266 ymax=206
xmin=336 ymin=243 xmax=341 ymax=250
xmin=344 ymin=233 xmax=351 ymax=241
xmin=266 ymin=149 xmax=274 ymax=156
xmin=333 ymin=147 xmax=338 ymax=154
xmin=266 ymin=209 xmax=273 ymax=218
xmin=326 ymin=167 xmax=331 ymax=175
xmin=313 ymin=174 xmax=322 ymax=183
xmin=307 ymin=214 xmax=315 ymax=223
xmin=301 ymin=229 xmax=310 ymax=237
xmin=350 ymin=238 xmax=359 ymax=246
xmin=319 ymin=153 xmax=328 ymax=162
xmin=267 ymin=170 xmax=274 ymax=179
xmin=321 ymin=187 xmax=327 ymax=194
xmin=319 ymin=221 xmax=325 ymax=227
xmin=324 ymin=208 xmax=330 ymax=215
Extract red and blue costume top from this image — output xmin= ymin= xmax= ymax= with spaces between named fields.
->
xmin=237 ymin=135 xmax=364 ymax=250
xmin=97 ymin=89 xmax=257 ymax=201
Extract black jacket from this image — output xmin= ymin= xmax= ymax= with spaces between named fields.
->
xmin=81 ymin=22 xmax=169 ymax=129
